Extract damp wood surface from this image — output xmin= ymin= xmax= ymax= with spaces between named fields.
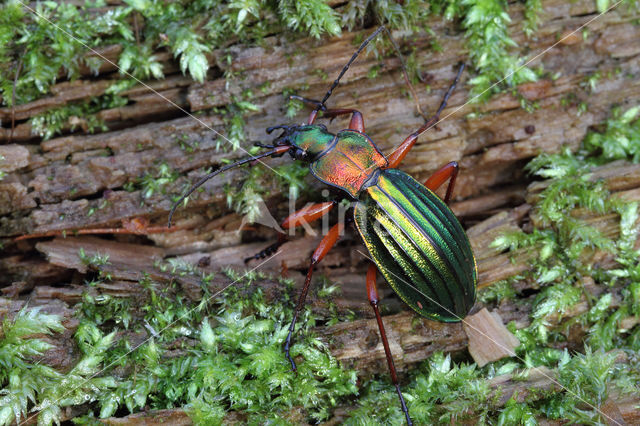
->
xmin=1 ymin=0 xmax=640 ymax=423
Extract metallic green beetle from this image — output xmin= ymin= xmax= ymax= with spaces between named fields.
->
xmin=169 ymin=27 xmax=477 ymax=426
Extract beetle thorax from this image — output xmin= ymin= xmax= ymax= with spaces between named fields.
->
xmin=270 ymin=124 xmax=389 ymax=197
xmin=308 ymin=130 xmax=388 ymax=198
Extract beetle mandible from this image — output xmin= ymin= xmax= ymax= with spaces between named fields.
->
xmin=168 ymin=26 xmax=477 ymax=425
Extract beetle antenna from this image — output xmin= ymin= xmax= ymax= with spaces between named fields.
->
xmin=380 ymin=26 xmax=428 ymax=120
xmin=433 ymin=63 xmax=465 ymax=120
xmin=315 ymin=26 xmax=385 ymax=112
xmin=168 ymin=146 xmax=288 ymax=228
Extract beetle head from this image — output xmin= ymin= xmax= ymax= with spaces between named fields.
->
xmin=266 ymin=124 xmax=333 ymax=161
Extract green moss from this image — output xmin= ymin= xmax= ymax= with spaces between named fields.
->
xmin=487 ymin=108 xmax=640 ymax=414
xmin=30 ymin=94 xmax=127 ymax=140
xmin=0 ymin=308 xmax=111 ymax=426
xmin=584 ymin=105 xmax=640 ymax=163
xmin=472 ymin=104 xmax=640 ymax=421
xmin=492 ymin=105 xmax=640 ymax=350
xmin=132 ymin=162 xmax=181 ymax=200
xmin=2 ymin=0 xmax=548 ymax=127
xmin=443 ymin=0 xmax=539 ymax=101
xmin=0 ymin=267 xmax=359 ymax=425
xmin=478 ymin=277 xmax=519 ymax=304
xmin=221 ymin=159 xmax=311 ymax=225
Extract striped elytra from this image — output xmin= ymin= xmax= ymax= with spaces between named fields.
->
xmin=354 ymin=168 xmax=477 ymax=322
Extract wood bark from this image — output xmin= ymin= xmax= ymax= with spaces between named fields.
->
xmin=1 ymin=0 xmax=640 ymax=423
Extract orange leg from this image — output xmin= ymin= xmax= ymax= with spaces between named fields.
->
xmin=284 ymin=222 xmax=344 ymax=370
xmin=386 ymin=116 xmax=440 ymax=169
xmin=291 ymin=95 xmax=364 ymax=132
xmin=244 ymin=201 xmax=336 ymax=263
xmin=280 ymin=201 xmax=336 ymax=229
xmin=367 ymin=264 xmax=413 ymax=425
xmin=423 ymin=161 xmax=459 ymax=205
xmin=322 ymin=108 xmax=364 ymax=133
xmin=386 ymin=64 xmax=464 ymax=169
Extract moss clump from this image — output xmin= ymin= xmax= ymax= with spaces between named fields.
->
xmin=486 ymin=105 xmax=640 ymax=421
xmin=1 ymin=0 xmax=543 ymax=114
xmin=0 ymin=308 xmax=117 ymax=426
xmin=444 ymin=0 xmax=540 ymax=102
xmin=0 ymin=268 xmax=357 ymax=425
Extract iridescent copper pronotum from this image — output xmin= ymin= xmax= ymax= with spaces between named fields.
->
xmin=169 ymin=27 xmax=477 ymax=425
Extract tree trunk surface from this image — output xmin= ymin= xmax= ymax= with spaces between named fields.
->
xmin=1 ymin=0 xmax=640 ymax=423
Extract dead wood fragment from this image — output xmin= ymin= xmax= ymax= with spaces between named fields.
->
xmin=463 ymin=308 xmax=519 ymax=367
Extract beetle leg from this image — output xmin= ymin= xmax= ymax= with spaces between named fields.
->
xmin=366 ymin=263 xmax=413 ymax=425
xmin=280 ymin=201 xmax=337 ymax=229
xmin=244 ymin=233 xmax=288 ymax=264
xmin=322 ymin=109 xmax=365 ymax=133
xmin=290 ymin=96 xmax=365 ymax=131
xmin=385 ymin=116 xmax=438 ymax=169
xmin=424 ymin=161 xmax=459 ymax=205
xmin=284 ymin=222 xmax=343 ymax=371
xmin=244 ymin=201 xmax=336 ymax=263
xmin=386 ymin=64 xmax=464 ymax=169
xmin=288 ymin=96 xmax=325 ymax=125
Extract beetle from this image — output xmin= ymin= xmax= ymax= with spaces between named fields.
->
xmin=169 ymin=26 xmax=477 ymax=425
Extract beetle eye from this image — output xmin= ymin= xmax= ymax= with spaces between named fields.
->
xmin=293 ymin=148 xmax=309 ymax=161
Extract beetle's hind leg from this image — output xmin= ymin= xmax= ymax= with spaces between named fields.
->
xmin=244 ymin=201 xmax=336 ymax=263
xmin=366 ymin=263 xmax=413 ymax=425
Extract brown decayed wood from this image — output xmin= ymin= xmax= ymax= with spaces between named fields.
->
xmin=463 ymin=308 xmax=519 ymax=366
xmin=4 ymin=161 xmax=637 ymax=372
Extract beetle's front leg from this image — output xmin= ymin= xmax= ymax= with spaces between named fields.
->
xmin=290 ymin=95 xmax=365 ymax=132
xmin=284 ymin=222 xmax=343 ymax=371
xmin=366 ymin=263 xmax=413 ymax=425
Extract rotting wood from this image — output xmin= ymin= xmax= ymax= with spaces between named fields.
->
xmin=1 ymin=187 xmax=638 ymax=422
xmin=463 ymin=308 xmax=519 ymax=367
xmin=4 ymin=161 xmax=636 ymax=377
